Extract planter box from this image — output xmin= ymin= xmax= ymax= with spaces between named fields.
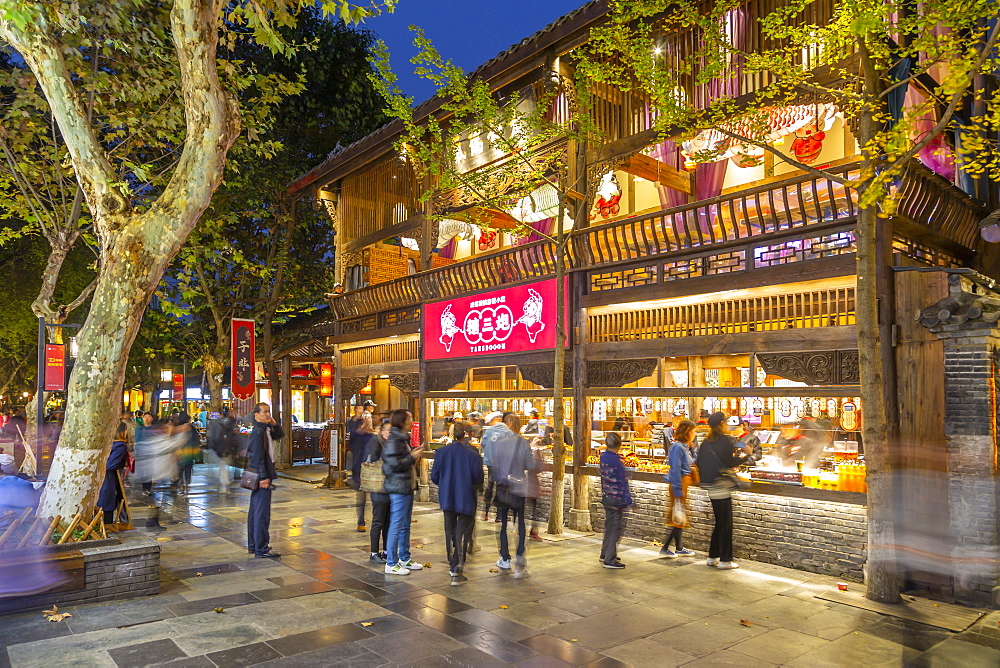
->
xmin=0 ymin=532 xmax=160 ymax=615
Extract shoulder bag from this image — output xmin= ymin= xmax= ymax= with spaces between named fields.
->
xmin=360 ymin=447 xmax=386 ymax=493
xmin=240 ymin=467 xmax=260 ymax=491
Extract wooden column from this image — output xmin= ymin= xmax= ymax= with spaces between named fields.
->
xmin=569 ymin=277 xmax=592 ymax=531
xmin=279 ymin=356 xmax=293 ymax=469
xmin=687 ymin=356 xmax=705 ymax=420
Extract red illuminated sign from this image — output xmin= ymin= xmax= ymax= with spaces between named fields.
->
xmin=172 ymin=373 xmax=184 ymax=401
xmin=231 ymin=318 xmax=256 ymax=401
xmin=44 ymin=344 xmax=66 ymax=392
xmin=422 ymin=278 xmax=568 ymax=361
xmin=411 ymin=422 xmax=421 ymax=448
xmin=319 ymin=363 xmax=333 ymax=397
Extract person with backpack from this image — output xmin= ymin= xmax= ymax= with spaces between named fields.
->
xmin=491 ymin=413 xmax=536 ymax=579
xmin=208 ymin=408 xmax=238 ymax=493
xmin=98 ymin=422 xmax=130 ymax=526
xmin=599 ymin=432 xmax=633 ymax=569
xmin=697 ymin=412 xmax=753 ymax=570
xmin=431 ymin=421 xmax=483 ymax=586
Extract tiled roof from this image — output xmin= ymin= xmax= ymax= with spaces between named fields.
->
xmin=287 ymin=0 xmax=607 ymax=196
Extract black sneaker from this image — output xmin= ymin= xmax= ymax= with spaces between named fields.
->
xmin=451 ymin=574 xmax=469 ymax=586
xmin=603 ymin=561 xmax=626 ymax=569
xmin=370 ymin=552 xmax=387 ymax=563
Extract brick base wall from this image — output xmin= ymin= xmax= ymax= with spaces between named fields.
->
xmin=0 ymin=532 xmax=160 ymax=615
xmin=427 ymin=462 xmax=867 ymax=580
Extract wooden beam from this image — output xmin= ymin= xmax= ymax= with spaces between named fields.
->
xmin=584 ymin=326 xmax=858 ymax=359
xmin=344 ymin=215 xmax=423 ymax=253
xmin=618 ymin=153 xmax=692 ymax=194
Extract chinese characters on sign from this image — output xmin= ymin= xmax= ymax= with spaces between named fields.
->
xmin=43 ymin=344 xmax=66 ymax=392
xmin=173 ymin=373 xmax=184 ymax=401
xmin=422 ymin=278 xmax=568 ymax=361
xmin=231 ymin=318 xmax=256 ymax=401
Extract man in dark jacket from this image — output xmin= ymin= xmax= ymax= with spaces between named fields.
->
xmin=599 ymin=432 xmax=633 ymax=569
xmin=246 ymin=403 xmax=283 ymax=559
xmin=431 ymin=422 xmax=483 ymax=585
xmin=208 ymin=408 xmax=238 ymax=493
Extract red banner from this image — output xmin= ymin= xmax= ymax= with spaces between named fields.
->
xmin=43 ymin=344 xmax=66 ymax=392
xmin=231 ymin=318 xmax=256 ymax=401
xmin=172 ymin=373 xmax=184 ymax=401
xmin=422 ymin=277 xmax=569 ymax=361
xmin=411 ymin=422 xmax=421 ymax=449
xmin=319 ymin=363 xmax=333 ymax=397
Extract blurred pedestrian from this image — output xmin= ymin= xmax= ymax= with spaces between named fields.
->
xmin=208 ymin=408 xmax=238 ymax=493
xmin=479 ymin=411 xmax=506 ymax=522
xmin=492 ymin=413 xmax=536 ymax=578
xmin=98 ymin=422 xmax=129 ymax=526
xmin=140 ymin=419 xmax=179 ymax=530
xmin=347 ymin=401 xmax=375 ymax=532
xmin=431 ymin=421 xmax=483 ymax=586
xmin=171 ymin=412 xmax=200 ymax=494
xmin=599 ymin=432 xmax=632 ymax=569
xmin=525 ymin=438 xmax=545 ymax=541
xmin=734 ymin=418 xmax=762 ymax=465
xmin=382 ymin=409 xmax=424 ymax=575
xmin=247 ymin=402 xmax=283 ymax=559
xmin=697 ymin=412 xmax=752 ymax=570
xmin=662 ymin=419 xmax=697 ymax=558
xmin=367 ymin=421 xmax=391 ymax=564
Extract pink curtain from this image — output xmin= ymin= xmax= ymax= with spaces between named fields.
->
xmin=904 ymin=88 xmax=956 ymax=182
xmin=514 ymin=217 xmax=555 ymax=246
xmin=648 ymin=140 xmax=688 ymax=209
xmin=437 ymin=237 xmax=457 ymax=259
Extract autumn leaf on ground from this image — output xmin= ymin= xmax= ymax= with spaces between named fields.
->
xmin=411 ymin=519 xmax=418 ymax=523
xmin=650 ymin=539 xmax=663 ymax=546
xmin=423 ymin=563 xmax=432 ymax=568
xmin=739 ymin=619 xmax=753 ymax=627
xmin=571 ymin=639 xmax=578 ymax=642
xmin=46 ymin=612 xmax=71 ymax=622
xmin=414 ymin=544 xmax=424 ymax=548
xmin=361 ymin=622 xmax=374 ymax=627
xmin=196 ymin=573 xmax=203 ymax=577
xmin=499 ymin=605 xmax=509 ymax=609
xmin=489 ymin=568 xmax=499 ymax=573
xmin=214 ymin=608 xmax=225 ymax=613
xmin=42 ymin=606 xmax=58 ymax=616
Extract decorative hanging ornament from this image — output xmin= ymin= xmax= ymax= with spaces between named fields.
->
xmin=841 ymin=402 xmax=858 ymax=430
xmin=753 ymin=398 xmax=763 ymax=416
xmin=826 ymin=399 xmax=838 ymax=417
xmin=780 ymin=399 xmax=792 ymax=417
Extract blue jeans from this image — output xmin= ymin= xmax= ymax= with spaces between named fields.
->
xmin=386 ymin=493 xmax=414 ymax=566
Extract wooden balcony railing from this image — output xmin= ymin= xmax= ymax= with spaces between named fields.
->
xmin=328 ymin=160 xmax=983 ymax=328
xmin=329 ymin=240 xmax=560 ymax=321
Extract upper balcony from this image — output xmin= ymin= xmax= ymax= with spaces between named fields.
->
xmin=323 ymin=159 xmax=984 ymax=340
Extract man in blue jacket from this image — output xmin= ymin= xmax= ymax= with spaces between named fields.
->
xmin=246 ymin=403 xmax=284 ymax=559
xmin=599 ymin=432 xmax=633 ymax=569
xmin=431 ymin=422 xmax=483 ymax=586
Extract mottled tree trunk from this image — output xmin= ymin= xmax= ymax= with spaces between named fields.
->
xmin=203 ymin=352 xmax=226 ymax=413
xmin=855 ymin=48 xmax=901 ymax=603
xmin=38 ymin=228 xmax=171 ymax=518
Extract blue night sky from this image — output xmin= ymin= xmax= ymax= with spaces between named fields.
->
xmin=363 ymin=0 xmax=585 ymax=102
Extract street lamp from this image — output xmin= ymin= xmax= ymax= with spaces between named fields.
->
xmin=160 ymin=369 xmax=173 ymax=382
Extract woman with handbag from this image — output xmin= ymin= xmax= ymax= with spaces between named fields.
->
xmin=364 ymin=421 xmax=391 ymax=564
xmin=382 ymin=409 xmax=424 ymax=575
xmin=697 ymin=412 xmax=753 ymax=570
xmin=661 ymin=419 xmax=698 ymax=558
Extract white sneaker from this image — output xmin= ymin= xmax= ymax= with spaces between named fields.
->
xmin=401 ymin=560 xmax=423 ymax=570
xmin=496 ymin=558 xmax=511 ymax=570
xmin=513 ymin=568 xmax=530 ymax=579
xmin=385 ymin=563 xmax=410 ymax=575
xmin=706 ymin=557 xmax=720 ymax=567
xmin=717 ymin=561 xmax=740 ymax=570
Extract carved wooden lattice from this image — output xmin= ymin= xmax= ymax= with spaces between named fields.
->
xmin=425 ymin=368 xmax=468 ymax=392
xmin=389 ymin=373 xmax=420 ymax=396
xmin=340 ymin=376 xmax=368 ymax=398
xmin=756 ymin=350 xmax=859 ymax=385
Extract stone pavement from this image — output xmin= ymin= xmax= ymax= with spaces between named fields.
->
xmin=2 ymin=464 xmax=999 ymax=668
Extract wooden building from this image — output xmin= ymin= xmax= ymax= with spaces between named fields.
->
xmin=286 ymin=0 xmax=999 ymax=604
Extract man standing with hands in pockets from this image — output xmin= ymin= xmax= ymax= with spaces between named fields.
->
xmin=247 ymin=403 xmax=283 ymax=559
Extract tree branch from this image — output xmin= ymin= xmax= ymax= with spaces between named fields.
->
xmin=710 ymin=126 xmax=850 ymax=186
xmin=0 ymin=12 xmax=124 ymax=225
xmin=890 ymin=19 xmax=1000 ymax=169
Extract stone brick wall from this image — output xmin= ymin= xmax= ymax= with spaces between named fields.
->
xmin=934 ymin=324 xmax=1000 ymax=605
xmin=0 ymin=532 xmax=160 ymax=615
xmin=426 ymin=461 xmax=867 ymax=580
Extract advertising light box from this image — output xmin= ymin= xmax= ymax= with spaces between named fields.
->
xmin=422 ymin=278 xmax=568 ymax=361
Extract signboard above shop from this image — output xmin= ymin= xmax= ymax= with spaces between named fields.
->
xmin=422 ymin=278 xmax=568 ymax=361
